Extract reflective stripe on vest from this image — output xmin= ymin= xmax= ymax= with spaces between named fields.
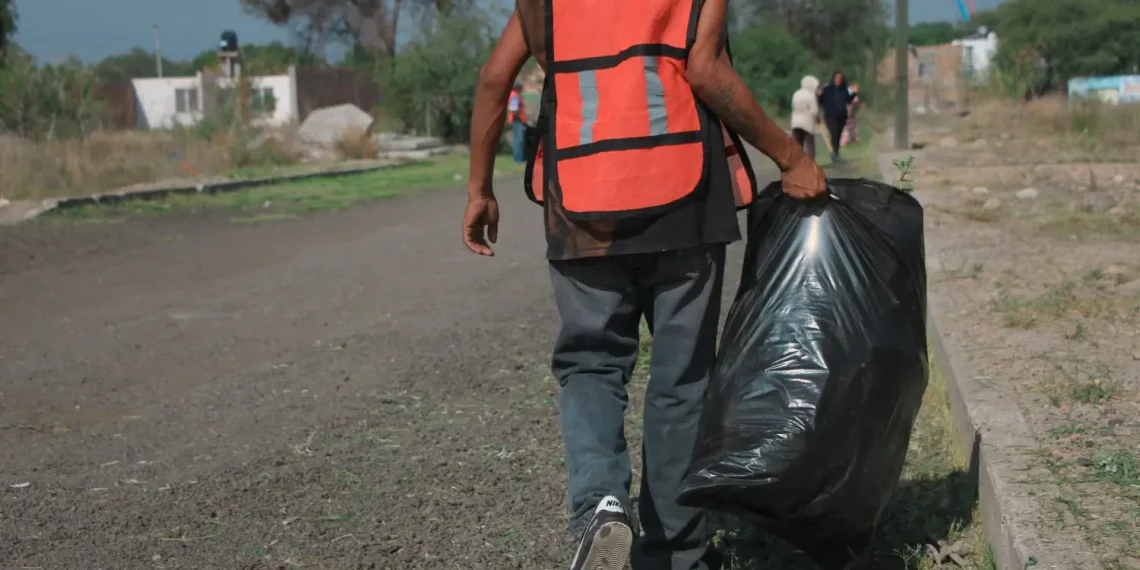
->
xmin=544 ymin=0 xmax=705 ymax=219
xmin=524 ymin=0 xmax=757 ymax=215
xmin=529 ymin=120 xmax=756 ymax=209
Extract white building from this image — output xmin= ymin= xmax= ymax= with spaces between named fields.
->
xmin=131 ymin=65 xmax=301 ymax=129
xmin=952 ymin=27 xmax=999 ymax=81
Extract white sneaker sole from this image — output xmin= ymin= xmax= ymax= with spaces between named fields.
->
xmin=580 ymin=521 xmax=633 ymax=570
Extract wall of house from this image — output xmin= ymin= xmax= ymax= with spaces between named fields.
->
xmin=131 ymin=76 xmax=203 ymax=129
xmin=953 ymin=32 xmax=999 ymax=80
xmin=212 ymin=74 xmax=296 ymax=126
xmin=1069 ymin=75 xmax=1140 ymax=105
xmin=132 ymin=74 xmax=298 ymax=129
xmin=880 ymin=43 xmax=967 ymax=112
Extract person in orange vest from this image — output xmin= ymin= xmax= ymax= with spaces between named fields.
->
xmin=463 ymin=1 xmax=826 ymax=569
xmin=508 ymin=81 xmax=528 ymax=162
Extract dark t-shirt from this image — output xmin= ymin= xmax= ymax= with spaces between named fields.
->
xmin=515 ymin=1 xmax=741 ymax=261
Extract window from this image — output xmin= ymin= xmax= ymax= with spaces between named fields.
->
xmin=251 ymin=87 xmax=277 ymax=115
xmin=963 ymin=46 xmax=976 ymax=79
xmin=175 ymin=88 xmax=200 ymax=113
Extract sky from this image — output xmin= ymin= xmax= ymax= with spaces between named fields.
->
xmin=14 ymin=0 xmax=1004 ymax=64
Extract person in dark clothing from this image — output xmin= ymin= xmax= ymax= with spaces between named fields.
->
xmin=818 ymin=71 xmax=856 ymax=164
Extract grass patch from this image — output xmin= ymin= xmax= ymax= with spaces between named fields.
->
xmin=1 ymin=127 xmax=303 ymax=201
xmin=1040 ymin=362 xmax=1120 ymax=408
xmin=1091 ymin=451 xmax=1139 ymax=487
xmin=1037 ymin=209 xmax=1140 ymax=242
xmin=993 ymin=278 xmax=1136 ymax=331
xmin=229 ymin=212 xmax=300 ymax=224
xmin=46 ymin=155 xmax=524 ymax=221
xmin=820 ymin=130 xmax=881 ymax=180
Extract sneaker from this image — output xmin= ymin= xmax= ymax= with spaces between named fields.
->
xmin=569 ymin=496 xmax=634 ymax=570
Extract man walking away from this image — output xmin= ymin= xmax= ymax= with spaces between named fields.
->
xmin=791 ymin=75 xmax=820 ymax=159
xmin=508 ymin=81 xmax=527 ymax=163
xmin=462 ymin=0 xmax=827 ymax=569
xmin=819 ymin=70 xmax=856 ymax=164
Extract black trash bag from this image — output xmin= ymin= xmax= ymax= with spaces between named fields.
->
xmin=679 ymin=178 xmax=928 ymax=569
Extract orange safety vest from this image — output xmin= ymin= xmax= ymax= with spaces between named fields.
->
xmin=508 ymin=89 xmax=527 ymax=124
xmin=524 ymin=0 xmax=757 ymax=220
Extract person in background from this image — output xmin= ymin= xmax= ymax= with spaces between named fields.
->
xmin=508 ymin=81 xmax=528 ymax=163
xmin=840 ymin=82 xmax=863 ymax=147
xmin=790 ymin=75 xmax=820 ymax=159
xmin=818 ymin=70 xmax=856 ymax=164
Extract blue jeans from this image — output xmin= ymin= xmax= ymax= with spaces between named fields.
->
xmin=512 ymin=119 xmax=526 ymax=163
xmin=548 ymin=246 xmax=726 ymax=570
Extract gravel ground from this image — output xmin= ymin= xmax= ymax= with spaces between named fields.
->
xmin=911 ymin=105 xmax=1140 ymax=569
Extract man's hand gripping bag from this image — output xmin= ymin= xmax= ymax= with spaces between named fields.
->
xmin=680 ymin=179 xmax=928 ymax=568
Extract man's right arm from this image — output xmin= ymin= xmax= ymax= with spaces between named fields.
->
xmin=685 ymin=0 xmax=806 ymax=174
xmin=468 ymin=12 xmax=529 ymax=199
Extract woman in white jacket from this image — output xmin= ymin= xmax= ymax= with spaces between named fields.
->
xmin=790 ymin=75 xmax=820 ymax=158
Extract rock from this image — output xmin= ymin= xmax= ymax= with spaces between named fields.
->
xmin=983 ymin=197 xmax=1003 ymax=211
xmin=376 ymin=132 xmax=444 ymax=151
xmin=939 ymin=136 xmax=958 ymax=148
xmin=1112 ymin=174 xmax=1125 ymax=184
xmin=1109 ymin=206 xmax=1127 ymax=216
xmin=0 ymin=198 xmax=61 ymax=225
xmin=1000 ymin=132 xmax=1011 ymax=140
xmin=377 ymin=145 xmax=464 ymax=161
xmin=298 ymin=104 xmax=374 ymax=147
xmin=1117 ymin=278 xmax=1140 ymax=295
xmin=1016 ymin=187 xmax=1040 ymax=200
xmin=972 ymin=186 xmax=990 ymax=195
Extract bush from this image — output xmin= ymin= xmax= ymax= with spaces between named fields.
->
xmin=383 ymin=9 xmax=497 ymax=143
xmin=985 ymin=0 xmax=1140 ymax=94
xmin=334 ymin=128 xmax=380 ymax=160
xmin=730 ymin=24 xmax=825 ymax=114
xmin=0 ymin=46 xmax=105 ymax=138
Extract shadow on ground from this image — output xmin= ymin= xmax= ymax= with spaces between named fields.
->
xmin=712 ymin=467 xmax=977 ymax=569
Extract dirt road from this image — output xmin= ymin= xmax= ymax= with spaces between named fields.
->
xmin=0 ymin=171 xmax=771 ymax=569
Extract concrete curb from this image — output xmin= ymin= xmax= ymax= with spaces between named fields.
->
xmin=878 ymin=151 xmax=1102 ymax=570
xmin=0 ymin=160 xmax=421 ymax=225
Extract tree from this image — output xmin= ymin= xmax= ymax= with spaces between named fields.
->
xmin=0 ymin=0 xmax=16 ymax=65
xmin=383 ymin=7 xmax=496 ymax=141
xmin=988 ymin=0 xmax=1140 ymax=91
xmin=0 ymin=45 xmax=105 ymax=138
xmin=908 ymin=21 xmax=962 ymax=47
xmin=240 ymin=0 xmax=458 ymax=64
xmin=94 ymin=48 xmax=194 ymax=83
xmin=736 ymin=0 xmax=889 ymax=85
xmin=729 ymin=23 xmax=824 ymax=112
xmin=188 ymin=41 xmax=323 ymax=74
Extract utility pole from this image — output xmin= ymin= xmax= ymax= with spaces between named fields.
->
xmin=153 ymin=23 xmax=164 ymax=77
xmin=893 ymin=0 xmax=909 ymax=150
